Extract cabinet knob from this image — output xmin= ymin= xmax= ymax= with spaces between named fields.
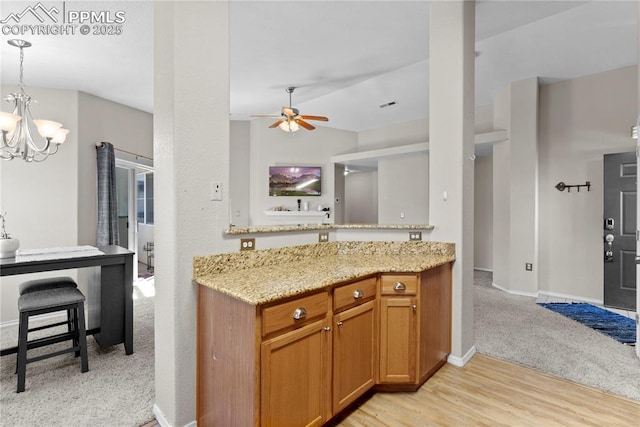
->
xmin=412 ymin=304 xmax=417 ymax=312
xmin=393 ymin=282 xmax=406 ymax=291
xmin=353 ymin=289 xmax=364 ymax=299
xmin=337 ymin=321 xmax=344 ymax=328
xmin=292 ymin=307 xmax=307 ymax=320
xmin=323 ymin=326 xmax=331 ymax=332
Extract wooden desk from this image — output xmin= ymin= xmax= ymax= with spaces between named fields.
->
xmin=0 ymin=245 xmax=134 ymax=355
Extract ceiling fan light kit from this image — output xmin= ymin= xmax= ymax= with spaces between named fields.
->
xmin=257 ymin=87 xmax=329 ymax=133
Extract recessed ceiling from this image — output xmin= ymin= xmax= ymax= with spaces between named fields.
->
xmin=0 ymin=1 xmax=636 ymax=133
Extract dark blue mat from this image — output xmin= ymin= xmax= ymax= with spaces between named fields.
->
xmin=538 ymin=302 xmax=636 ymax=345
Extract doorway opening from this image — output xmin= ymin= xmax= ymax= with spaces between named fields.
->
xmin=115 ymin=155 xmax=154 ymax=285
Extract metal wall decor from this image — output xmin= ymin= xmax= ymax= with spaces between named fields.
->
xmin=555 ymin=181 xmax=591 ymax=192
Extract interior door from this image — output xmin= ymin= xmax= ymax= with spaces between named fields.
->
xmin=603 ymin=152 xmax=637 ymax=310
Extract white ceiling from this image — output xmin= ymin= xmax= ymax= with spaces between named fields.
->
xmin=0 ymin=1 xmax=637 ymax=133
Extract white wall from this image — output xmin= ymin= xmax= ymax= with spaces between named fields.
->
xmin=474 ymin=155 xmax=493 ymax=270
xmin=378 ymin=153 xmax=429 ymax=224
xmin=344 ymin=171 xmax=378 ymax=224
xmin=230 ymin=120 xmax=250 ymax=227
xmin=539 ymin=65 xmax=637 ymax=301
xmin=77 ymin=92 xmax=153 ymax=246
xmin=154 ymin=2 xmax=234 ymax=424
xmin=249 ymin=117 xmax=358 ymax=225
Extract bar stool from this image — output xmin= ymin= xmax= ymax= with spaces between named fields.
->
xmin=17 ymin=287 xmax=89 ymax=393
xmin=16 ymin=277 xmax=79 ymax=369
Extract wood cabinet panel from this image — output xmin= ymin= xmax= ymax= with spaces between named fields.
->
xmin=262 ymin=291 xmax=329 ymax=336
xmin=419 ymin=263 xmax=452 ymax=380
xmin=261 ymin=318 xmax=332 ymax=427
xmin=333 ymin=300 xmax=377 ymax=413
xmin=378 ymin=296 xmax=417 ymax=383
xmin=333 ymin=276 xmax=377 ymax=312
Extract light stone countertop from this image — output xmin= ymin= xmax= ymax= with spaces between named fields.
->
xmin=193 ymin=241 xmax=455 ymax=305
xmin=224 ymin=223 xmax=435 ymax=235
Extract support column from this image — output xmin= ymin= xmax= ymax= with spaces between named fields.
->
xmin=636 ymin=0 xmax=640 ymax=360
xmin=428 ymin=0 xmax=476 ymax=364
xmin=154 ymin=2 xmax=234 ymax=425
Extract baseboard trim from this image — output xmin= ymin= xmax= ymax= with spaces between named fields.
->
xmin=491 ymin=282 xmax=537 ymax=298
xmin=153 ymin=404 xmax=196 ymax=427
xmin=473 ymin=267 xmax=493 ymax=272
xmin=447 ymin=345 xmax=476 ymax=367
xmin=537 ymin=290 xmax=602 ymax=305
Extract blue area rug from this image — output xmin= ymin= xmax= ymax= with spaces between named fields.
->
xmin=538 ymin=303 xmax=636 ymax=345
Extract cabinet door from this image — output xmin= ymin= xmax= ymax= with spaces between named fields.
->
xmin=261 ymin=319 xmax=331 ymax=427
xmin=379 ymin=296 xmax=417 ymax=384
xmin=333 ymin=300 xmax=376 ymax=413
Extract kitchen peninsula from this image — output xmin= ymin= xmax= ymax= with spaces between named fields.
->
xmin=193 ymin=241 xmax=454 ymax=426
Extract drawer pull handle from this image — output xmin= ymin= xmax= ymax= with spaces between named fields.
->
xmin=353 ymin=289 xmax=364 ymax=299
xmin=292 ymin=307 xmax=307 ymax=320
xmin=393 ymin=282 xmax=406 ymax=291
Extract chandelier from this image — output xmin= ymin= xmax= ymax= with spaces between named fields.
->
xmin=0 ymin=39 xmax=69 ymax=162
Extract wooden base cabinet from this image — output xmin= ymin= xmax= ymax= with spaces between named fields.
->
xmin=196 ymin=263 xmax=452 ymax=426
xmin=332 ymin=299 xmax=377 ymax=413
xmin=378 ymin=264 xmax=452 ymax=389
xmin=261 ymin=319 xmax=332 ymax=427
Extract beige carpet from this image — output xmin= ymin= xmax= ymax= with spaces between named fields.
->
xmin=0 ymin=288 xmax=155 ymax=426
xmin=474 ymin=270 xmax=640 ymax=402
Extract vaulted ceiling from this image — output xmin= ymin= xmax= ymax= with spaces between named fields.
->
xmin=1 ymin=1 xmax=636 ymax=132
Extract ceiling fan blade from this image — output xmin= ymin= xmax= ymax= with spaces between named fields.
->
xmin=300 ymin=115 xmax=329 ymax=122
xmin=251 ymin=114 xmax=281 ymax=118
xmin=295 ymin=119 xmax=315 ymax=130
xmin=269 ymin=120 xmax=284 ymax=128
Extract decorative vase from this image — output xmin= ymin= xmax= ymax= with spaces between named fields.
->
xmin=0 ymin=238 xmax=20 ymax=258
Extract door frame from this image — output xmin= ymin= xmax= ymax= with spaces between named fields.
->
xmin=115 ymin=154 xmax=154 ymax=280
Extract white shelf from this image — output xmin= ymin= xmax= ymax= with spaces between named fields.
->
xmin=264 ymin=210 xmax=327 ymax=225
xmin=264 ymin=210 xmax=326 ymax=217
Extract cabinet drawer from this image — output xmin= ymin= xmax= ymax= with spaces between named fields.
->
xmin=380 ymin=274 xmax=418 ymax=295
xmin=262 ymin=291 xmax=328 ymax=336
xmin=333 ymin=277 xmax=377 ymax=312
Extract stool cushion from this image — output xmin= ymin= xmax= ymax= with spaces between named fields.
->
xmin=18 ymin=288 xmax=85 ymax=313
xmin=19 ymin=277 xmax=77 ymax=295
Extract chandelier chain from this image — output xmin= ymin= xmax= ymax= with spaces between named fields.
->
xmin=19 ymin=46 xmax=25 ymax=93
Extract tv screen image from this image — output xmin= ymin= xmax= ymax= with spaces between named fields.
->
xmin=269 ymin=166 xmax=322 ymax=196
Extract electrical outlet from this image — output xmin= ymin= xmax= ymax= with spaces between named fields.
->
xmin=409 ymin=232 xmax=422 ymax=241
xmin=240 ymin=238 xmax=255 ymax=251
xmin=318 ymin=231 xmax=329 ymax=243
xmin=525 ymin=263 xmax=533 ymax=271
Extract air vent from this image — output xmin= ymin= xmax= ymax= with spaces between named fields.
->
xmin=379 ymin=101 xmax=397 ymax=109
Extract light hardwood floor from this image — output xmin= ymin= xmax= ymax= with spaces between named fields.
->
xmin=142 ymin=354 xmax=640 ymax=426
xmin=333 ymin=353 xmax=640 ymax=426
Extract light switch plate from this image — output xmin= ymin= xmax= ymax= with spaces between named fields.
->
xmin=318 ymin=231 xmax=329 ymax=243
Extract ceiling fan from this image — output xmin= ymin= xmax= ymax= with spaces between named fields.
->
xmin=254 ymin=87 xmax=329 ymax=132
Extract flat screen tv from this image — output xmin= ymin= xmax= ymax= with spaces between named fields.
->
xmin=269 ymin=166 xmax=322 ymax=196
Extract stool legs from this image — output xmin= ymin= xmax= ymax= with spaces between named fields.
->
xmin=76 ymin=303 xmax=88 ymax=373
xmin=16 ymin=301 xmax=89 ymax=393
xmin=17 ymin=311 xmax=29 ymax=393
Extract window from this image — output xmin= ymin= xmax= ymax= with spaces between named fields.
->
xmin=137 ymin=172 xmax=154 ymax=224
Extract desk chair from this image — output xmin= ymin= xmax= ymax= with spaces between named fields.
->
xmin=17 ymin=286 xmax=89 ymax=392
